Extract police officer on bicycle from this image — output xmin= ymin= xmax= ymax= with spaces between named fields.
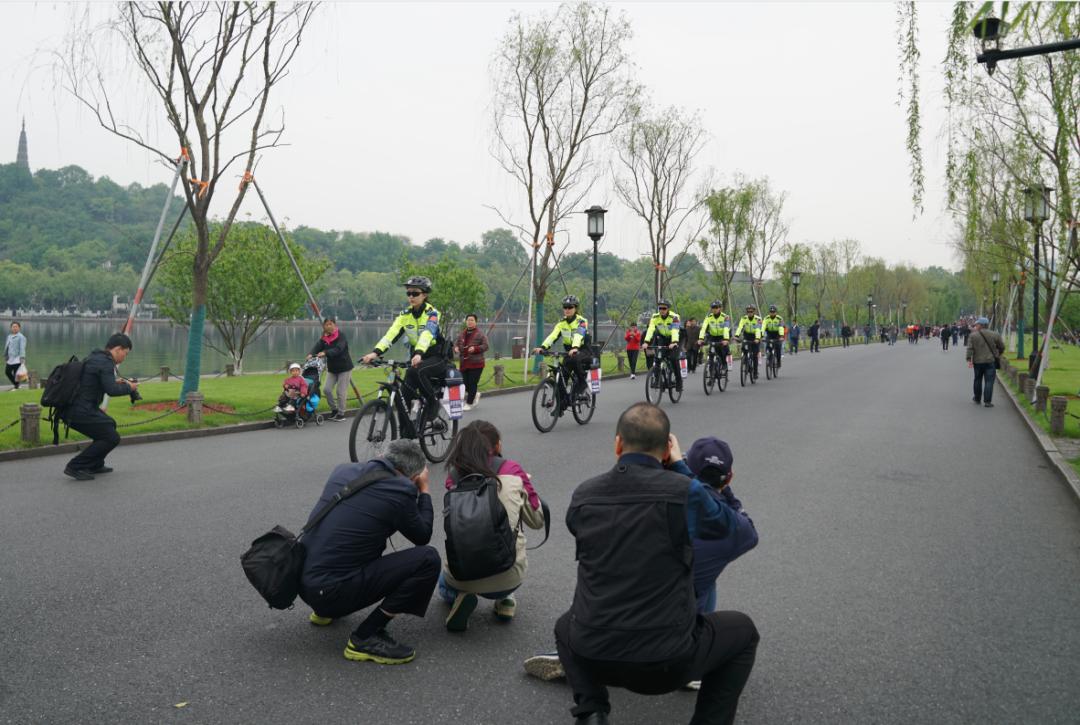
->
xmin=761 ymin=305 xmax=785 ymax=369
xmin=362 ymin=276 xmax=447 ymax=425
xmin=735 ymin=305 xmax=763 ymax=379
xmin=643 ymin=299 xmax=683 ymax=393
xmin=533 ymin=295 xmax=592 ymax=400
xmin=697 ymin=300 xmax=732 ymax=369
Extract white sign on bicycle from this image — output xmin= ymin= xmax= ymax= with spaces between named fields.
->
xmin=589 ymin=367 xmax=601 ymax=393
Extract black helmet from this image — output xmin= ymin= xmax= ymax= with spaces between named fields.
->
xmin=403 ymin=276 xmax=432 ymax=293
xmin=657 ymin=299 xmax=671 ymax=308
xmin=562 ymin=295 xmax=579 ymax=307
xmin=768 ymin=304 xmax=777 ymax=313
xmin=746 ymin=304 xmax=756 ymax=311
xmin=710 ymin=300 xmax=723 ymax=308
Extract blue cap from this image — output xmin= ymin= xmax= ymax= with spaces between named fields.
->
xmin=976 ymin=317 xmax=990 ymax=326
xmin=686 ymin=436 xmax=733 ymax=486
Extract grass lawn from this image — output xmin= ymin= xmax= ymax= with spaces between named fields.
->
xmin=0 ymin=352 xmax=626 ymax=452
xmin=1000 ymin=343 xmax=1080 ymax=438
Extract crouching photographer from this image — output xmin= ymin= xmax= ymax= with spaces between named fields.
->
xmin=62 ymin=333 xmax=137 ymax=481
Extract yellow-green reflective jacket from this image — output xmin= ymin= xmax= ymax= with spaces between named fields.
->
xmin=374 ymin=303 xmax=442 ymax=356
xmin=645 ymin=313 xmax=681 ymax=343
xmin=541 ymin=314 xmax=589 ymax=350
xmin=735 ymin=315 xmax=763 ymax=340
xmin=699 ymin=313 xmax=731 ymax=341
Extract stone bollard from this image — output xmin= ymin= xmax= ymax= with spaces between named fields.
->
xmin=1050 ymin=396 xmax=1068 ymax=435
xmin=494 ymin=365 xmax=505 ymax=387
xmin=616 ymin=353 xmax=625 ymax=373
xmin=225 ymin=363 xmax=235 ymax=377
xmin=538 ymin=361 xmax=548 ymax=379
xmin=1017 ymin=372 xmax=1028 ymax=395
xmin=1035 ymin=385 xmax=1050 ymax=414
xmin=186 ymin=391 xmax=204 ymax=425
xmin=1023 ymin=377 xmax=1035 ymax=402
xmin=28 ymin=370 xmax=40 ymax=389
xmin=160 ymin=366 xmax=170 ymax=382
xmin=1008 ymin=367 xmax=1018 ymax=386
xmin=20 ymin=403 xmax=40 ymax=444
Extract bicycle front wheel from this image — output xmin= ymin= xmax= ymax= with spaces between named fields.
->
xmin=646 ymin=367 xmax=663 ymax=404
xmin=765 ymin=349 xmax=773 ymax=380
xmin=703 ymin=357 xmax=715 ymax=396
xmin=531 ymin=379 xmax=560 ymax=433
xmin=572 ymin=391 xmax=596 ymax=425
xmin=718 ymin=359 xmax=729 ymax=392
xmin=418 ymin=403 xmax=457 ymax=463
xmin=740 ymin=356 xmax=748 ymax=387
xmin=348 ymin=398 xmax=396 ymax=463
xmin=667 ymin=366 xmax=682 ymax=404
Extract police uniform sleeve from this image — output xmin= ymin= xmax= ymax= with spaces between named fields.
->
xmin=415 ymin=306 xmax=440 ymax=354
xmin=375 ymin=315 xmax=406 ymax=354
xmin=644 ymin=316 xmax=658 ymax=343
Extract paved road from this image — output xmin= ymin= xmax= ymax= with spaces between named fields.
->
xmin=2 ymin=342 xmax=1079 ymax=724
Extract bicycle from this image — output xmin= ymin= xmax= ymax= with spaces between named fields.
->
xmin=764 ymin=337 xmax=781 ymax=380
xmin=738 ymin=338 xmax=758 ymax=387
xmin=348 ymin=359 xmax=459 ymax=464
xmin=530 ymin=351 xmax=596 ymax=433
xmin=644 ymin=345 xmax=683 ymax=405
xmin=701 ymin=341 xmax=729 ymax=396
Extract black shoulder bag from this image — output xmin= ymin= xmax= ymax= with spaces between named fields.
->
xmin=241 ymin=465 xmax=387 ymax=609
xmin=977 ymin=330 xmax=1002 ymax=369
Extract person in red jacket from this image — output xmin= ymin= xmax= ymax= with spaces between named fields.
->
xmin=624 ymin=322 xmax=642 ymax=380
xmin=454 ymin=314 xmax=488 ymax=410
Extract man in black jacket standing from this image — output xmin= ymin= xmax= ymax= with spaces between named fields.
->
xmin=299 ymin=439 xmax=440 ymax=665
xmin=555 ymin=402 xmax=759 ymax=725
xmin=62 ymin=333 xmax=138 ymax=481
xmin=309 ymin=317 xmax=353 ymax=421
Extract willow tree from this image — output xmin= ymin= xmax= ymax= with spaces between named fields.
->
xmin=490 ymin=1 xmax=638 ymax=351
xmin=742 ymin=177 xmax=789 ymax=310
xmin=63 ymin=2 xmax=316 ymax=399
xmin=614 ymin=104 xmax=708 ymax=300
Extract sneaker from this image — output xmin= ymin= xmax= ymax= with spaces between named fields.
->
xmin=343 ymin=630 xmax=416 ymax=665
xmin=523 ymin=653 xmax=565 ymax=681
xmin=473 ymin=391 xmax=481 ymax=407
xmin=494 ymin=596 xmax=516 ymax=621
xmin=629 ymin=374 xmax=636 ymax=380
xmin=284 ymin=404 xmax=295 ymax=413
xmin=972 ymin=398 xmax=981 ymax=405
xmin=273 ymin=405 xmax=283 ymax=413
xmin=445 ymin=592 xmax=478 ymax=632
xmin=984 ymin=402 xmax=994 ymax=408
xmin=89 ymin=466 xmax=113 ymax=474
xmin=331 ymin=411 xmax=346 ymax=422
xmin=63 ymin=467 xmax=95 ymax=481
xmin=309 ymin=612 xmax=333 ymax=626
xmin=683 ymin=680 xmax=702 ymax=691
xmin=462 ymin=402 xmax=473 ymax=412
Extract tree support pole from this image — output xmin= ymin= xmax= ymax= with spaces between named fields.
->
xmin=124 ymin=155 xmax=187 ymax=335
xmin=1036 ymin=224 xmax=1078 ymax=388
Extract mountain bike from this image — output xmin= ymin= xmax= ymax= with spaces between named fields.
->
xmin=645 ymin=345 xmax=682 ymax=404
xmin=701 ymin=341 xmax=729 ymax=396
xmin=738 ymin=338 xmax=758 ymax=387
xmin=765 ymin=338 xmax=781 ymax=380
xmin=348 ymin=359 xmax=458 ymax=464
xmin=531 ymin=351 xmax=596 ymax=433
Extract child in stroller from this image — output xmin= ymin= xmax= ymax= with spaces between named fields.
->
xmin=274 ymin=359 xmax=326 ymax=428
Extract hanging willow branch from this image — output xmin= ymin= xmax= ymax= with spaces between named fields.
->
xmin=896 ymin=1 xmax=924 ymax=215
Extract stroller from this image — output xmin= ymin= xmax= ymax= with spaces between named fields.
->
xmin=274 ymin=357 xmax=326 ymax=429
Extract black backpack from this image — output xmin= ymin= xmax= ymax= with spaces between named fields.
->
xmin=240 ymin=465 xmax=387 ymax=610
xmin=41 ymin=356 xmax=84 ymax=445
xmin=444 ymin=466 xmax=517 ymax=581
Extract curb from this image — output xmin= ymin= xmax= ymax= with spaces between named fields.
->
xmin=998 ymin=374 xmax=1080 ymax=506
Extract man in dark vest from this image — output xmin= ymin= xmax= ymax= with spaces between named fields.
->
xmin=554 ymin=402 xmax=759 ymax=725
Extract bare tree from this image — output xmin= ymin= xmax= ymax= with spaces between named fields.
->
xmin=490 ymin=1 xmax=638 ymax=344
xmin=61 ymin=2 xmax=317 ymax=398
xmin=614 ymin=104 xmax=708 ymax=299
xmin=743 ymin=177 xmax=788 ymax=310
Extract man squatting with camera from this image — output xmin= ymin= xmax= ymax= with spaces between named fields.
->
xmin=62 ymin=333 xmax=138 ymax=481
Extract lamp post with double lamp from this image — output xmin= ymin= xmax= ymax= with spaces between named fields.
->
xmin=991 ymin=272 xmax=1001 ymax=330
xmin=585 ymin=205 xmax=607 ymax=356
xmin=1023 ymin=185 xmax=1052 ymax=372
xmin=973 ymin=17 xmax=1080 ymax=76
xmin=866 ymin=294 xmax=873 ymax=336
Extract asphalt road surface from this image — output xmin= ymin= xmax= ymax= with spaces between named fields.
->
xmin=2 ymin=342 xmax=1079 ymax=724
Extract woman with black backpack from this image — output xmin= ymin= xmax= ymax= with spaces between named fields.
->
xmin=439 ymin=420 xmax=546 ymax=632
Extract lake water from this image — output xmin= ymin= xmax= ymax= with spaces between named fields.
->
xmin=8 ymin=318 xmax=623 ymax=379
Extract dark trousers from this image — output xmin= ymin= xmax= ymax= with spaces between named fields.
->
xmin=686 ymin=346 xmax=699 ymax=372
xmin=403 ymin=356 xmax=445 ymax=410
xmin=461 ymin=366 xmax=482 ymax=404
xmin=810 ymin=336 xmax=819 ymax=352
xmin=973 ymin=363 xmax=996 ymax=404
xmin=942 ymin=337 xmax=949 ymax=350
xmin=842 ymin=335 xmax=850 ymax=348
xmin=5 ymin=363 xmax=20 ymax=388
xmin=555 ymin=610 xmax=759 ymax=724
xmin=302 ymin=546 xmax=441 ymax=633
xmin=626 ymin=349 xmax=640 ymax=374
xmin=65 ymin=410 xmax=121 ymax=472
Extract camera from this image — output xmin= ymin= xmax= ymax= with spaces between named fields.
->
xmin=128 ymin=378 xmax=142 ymax=404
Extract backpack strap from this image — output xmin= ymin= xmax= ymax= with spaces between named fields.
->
xmin=298 ymin=461 xmax=392 ymax=539
xmin=527 ymin=499 xmax=551 ymax=550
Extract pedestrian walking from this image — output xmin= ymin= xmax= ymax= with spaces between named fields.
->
xmin=683 ymin=318 xmax=700 ymax=373
xmin=553 ymin=402 xmax=758 ymax=725
xmin=809 ymin=320 xmax=820 ymax=353
xmin=788 ymin=320 xmax=800 ymax=354
xmin=308 ymin=317 xmax=352 ymax=421
xmin=841 ymin=324 xmax=852 ymax=348
xmin=4 ymin=321 xmax=27 ymax=390
xmin=624 ymin=323 xmax=642 ymax=380
xmin=966 ymin=317 xmax=1005 ymax=408
xmin=454 ymin=313 xmax=488 ymax=410
xmin=940 ymin=324 xmax=951 ymax=351
xmin=61 ymin=333 xmax=138 ymax=480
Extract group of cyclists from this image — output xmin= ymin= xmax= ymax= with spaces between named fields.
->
xmin=350 ymin=277 xmax=796 ymax=456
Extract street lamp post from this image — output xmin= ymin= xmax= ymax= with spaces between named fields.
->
xmin=902 ymin=301 xmax=907 ymax=326
xmin=585 ymin=205 xmax=607 ymax=355
xmin=973 ymin=17 xmax=1080 ymax=75
xmin=1023 ymin=185 xmax=1052 ymax=372
xmin=866 ymin=294 xmax=873 ymax=330
xmin=791 ymin=270 xmax=801 ymax=325
xmin=991 ymin=271 xmax=1001 ymax=330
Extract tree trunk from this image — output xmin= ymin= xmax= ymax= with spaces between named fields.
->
xmin=179 ymin=252 xmax=210 ymax=403
xmin=533 ymin=288 xmax=546 ymax=375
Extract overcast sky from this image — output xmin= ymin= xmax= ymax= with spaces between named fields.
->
xmin=2 ymin=2 xmax=960 ymax=270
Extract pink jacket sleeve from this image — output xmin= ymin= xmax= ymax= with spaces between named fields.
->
xmin=499 ymin=458 xmax=540 ymax=510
